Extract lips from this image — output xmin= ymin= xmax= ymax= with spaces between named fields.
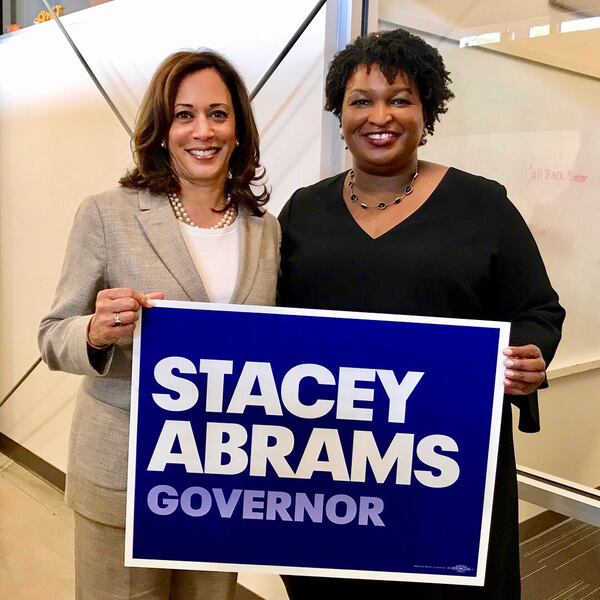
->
xmin=365 ymin=132 xmax=397 ymax=140
xmin=362 ymin=130 xmax=399 ymax=148
xmin=186 ymin=147 xmax=220 ymax=159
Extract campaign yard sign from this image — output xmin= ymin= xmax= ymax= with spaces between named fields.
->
xmin=125 ymin=301 xmax=509 ymax=585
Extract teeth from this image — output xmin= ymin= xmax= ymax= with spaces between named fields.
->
xmin=368 ymin=133 xmax=394 ymax=139
xmin=189 ymin=148 xmax=218 ymax=157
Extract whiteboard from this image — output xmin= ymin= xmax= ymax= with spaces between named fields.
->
xmin=379 ymin=23 xmax=600 ymax=372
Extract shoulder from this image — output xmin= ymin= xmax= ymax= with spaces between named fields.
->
xmin=259 ymin=209 xmax=280 ymax=237
xmin=445 ymin=167 xmax=506 ymax=197
xmin=65 ymin=187 xmax=142 ymax=247
xmin=262 ymin=211 xmax=281 ymax=250
xmin=76 ymin=186 xmax=141 ymax=218
xmin=443 ymin=167 xmax=521 ymax=219
xmin=259 ymin=208 xmax=279 ymax=225
xmin=241 ymin=206 xmax=280 ymax=236
xmin=440 ymin=169 xmax=537 ymax=243
xmin=79 ymin=186 xmax=166 ymax=215
xmin=240 ymin=207 xmax=281 ymax=256
xmin=290 ymin=171 xmax=347 ymax=203
xmin=279 ymin=172 xmax=346 ymax=226
xmin=86 ymin=185 xmax=139 ymax=205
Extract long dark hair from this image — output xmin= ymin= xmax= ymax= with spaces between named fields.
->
xmin=120 ymin=50 xmax=269 ymax=214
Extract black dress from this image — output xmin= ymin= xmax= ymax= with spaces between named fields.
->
xmin=278 ymin=168 xmax=565 ymax=599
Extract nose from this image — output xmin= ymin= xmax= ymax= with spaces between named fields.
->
xmin=368 ymin=101 xmax=392 ymax=126
xmin=191 ymin=114 xmax=214 ymax=140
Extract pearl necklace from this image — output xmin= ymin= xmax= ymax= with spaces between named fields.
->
xmin=347 ymin=167 xmax=419 ymax=210
xmin=168 ymin=193 xmax=236 ymax=229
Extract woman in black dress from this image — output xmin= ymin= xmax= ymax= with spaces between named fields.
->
xmin=278 ymin=28 xmax=565 ymax=599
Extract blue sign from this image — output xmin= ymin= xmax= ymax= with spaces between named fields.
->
xmin=125 ymin=301 xmax=509 ymax=585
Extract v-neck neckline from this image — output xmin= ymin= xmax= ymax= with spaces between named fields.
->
xmin=337 ymin=167 xmax=454 ymax=241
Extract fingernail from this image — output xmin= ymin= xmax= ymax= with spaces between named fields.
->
xmin=146 ymin=298 xmax=156 ymax=307
xmin=505 ymin=359 xmax=514 ymax=367
xmin=503 ymin=348 xmax=513 ymax=356
xmin=505 ymin=370 xmax=515 ymax=378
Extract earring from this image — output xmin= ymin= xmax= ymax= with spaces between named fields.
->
xmin=160 ymin=140 xmax=166 ymax=149
xmin=227 ymin=169 xmax=233 ymax=180
xmin=235 ymin=139 xmax=240 ymax=147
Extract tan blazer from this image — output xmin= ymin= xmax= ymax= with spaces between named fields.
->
xmin=38 ymin=186 xmax=280 ymax=526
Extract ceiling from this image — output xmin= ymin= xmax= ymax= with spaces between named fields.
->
xmin=379 ymin=0 xmax=600 ymax=79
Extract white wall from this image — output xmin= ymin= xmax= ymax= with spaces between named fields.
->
xmin=0 ymin=13 xmax=134 ymax=467
xmin=514 ymin=369 xmax=600 ymax=521
xmin=0 ymin=0 xmax=329 ymax=466
xmin=379 ymin=0 xmax=600 ymax=521
xmin=0 ymin=2 xmax=335 ymax=597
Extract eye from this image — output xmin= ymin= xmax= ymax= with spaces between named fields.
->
xmin=391 ymin=97 xmax=411 ymax=106
xmin=174 ymin=110 xmax=193 ymax=120
xmin=209 ymin=109 xmax=228 ymax=120
xmin=349 ymin=98 xmax=370 ymax=107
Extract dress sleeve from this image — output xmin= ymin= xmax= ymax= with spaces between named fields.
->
xmin=277 ymin=188 xmax=297 ymax=232
xmin=490 ymin=185 xmax=566 ymax=431
xmin=276 ymin=188 xmax=300 ymax=307
xmin=38 ymin=196 xmax=115 ymax=376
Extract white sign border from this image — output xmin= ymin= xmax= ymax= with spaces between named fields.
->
xmin=126 ymin=300 xmax=510 ymax=586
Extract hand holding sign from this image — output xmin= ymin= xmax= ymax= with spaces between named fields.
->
xmin=87 ymin=288 xmax=164 ymax=347
xmin=503 ymin=345 xmax=546 ymax=396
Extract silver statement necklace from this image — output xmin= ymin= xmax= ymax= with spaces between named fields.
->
xmin=168 ymin=193 xmax=236 ymax=229
xmin=347 ymin=167 xmax=419 ymax=210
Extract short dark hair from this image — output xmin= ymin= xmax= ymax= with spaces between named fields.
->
xmin=325 ymin=28 xmax=454 ymax=139
xmin=120 ymin=50 xmax=268 ymax=214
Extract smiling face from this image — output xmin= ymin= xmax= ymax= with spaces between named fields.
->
xmin=341 ymin=64 xmax=424 ymax=175
xmin=167 ymin=68 xmax=237 ymax=190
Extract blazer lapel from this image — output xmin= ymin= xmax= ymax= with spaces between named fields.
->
xmin=135 ymin=189 xmax=210 ymax=302
xmin=230 ymin=207 xmax=264 ymax=304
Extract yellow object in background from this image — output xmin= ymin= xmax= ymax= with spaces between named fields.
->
xmin=33 ymin=10 xmax=52 ymax=24
xmin=33 ymin=5 xmax=64 ymax=24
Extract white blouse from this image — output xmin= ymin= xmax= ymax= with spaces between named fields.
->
xmin=178 ymin=217 xmax=240 ymax=303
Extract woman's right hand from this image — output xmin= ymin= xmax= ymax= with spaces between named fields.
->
xmin=87 ymin=288 xmax=165 ymax=348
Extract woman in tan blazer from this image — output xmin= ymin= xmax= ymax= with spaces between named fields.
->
xmin=38 ymin=51 xmax=279 ymax=600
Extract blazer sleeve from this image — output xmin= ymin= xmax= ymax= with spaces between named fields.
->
xmin=490 ymin=186 xmax=566 ymax=432
xmin=38 ymin=196 xmax=115 ymax=376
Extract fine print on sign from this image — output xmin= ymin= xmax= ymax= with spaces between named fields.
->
xmin=126 ymin=301 xmax=509 ymax=585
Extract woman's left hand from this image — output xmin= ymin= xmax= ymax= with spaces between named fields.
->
xmin=503 ymin=344 xmax=546 ymax=395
